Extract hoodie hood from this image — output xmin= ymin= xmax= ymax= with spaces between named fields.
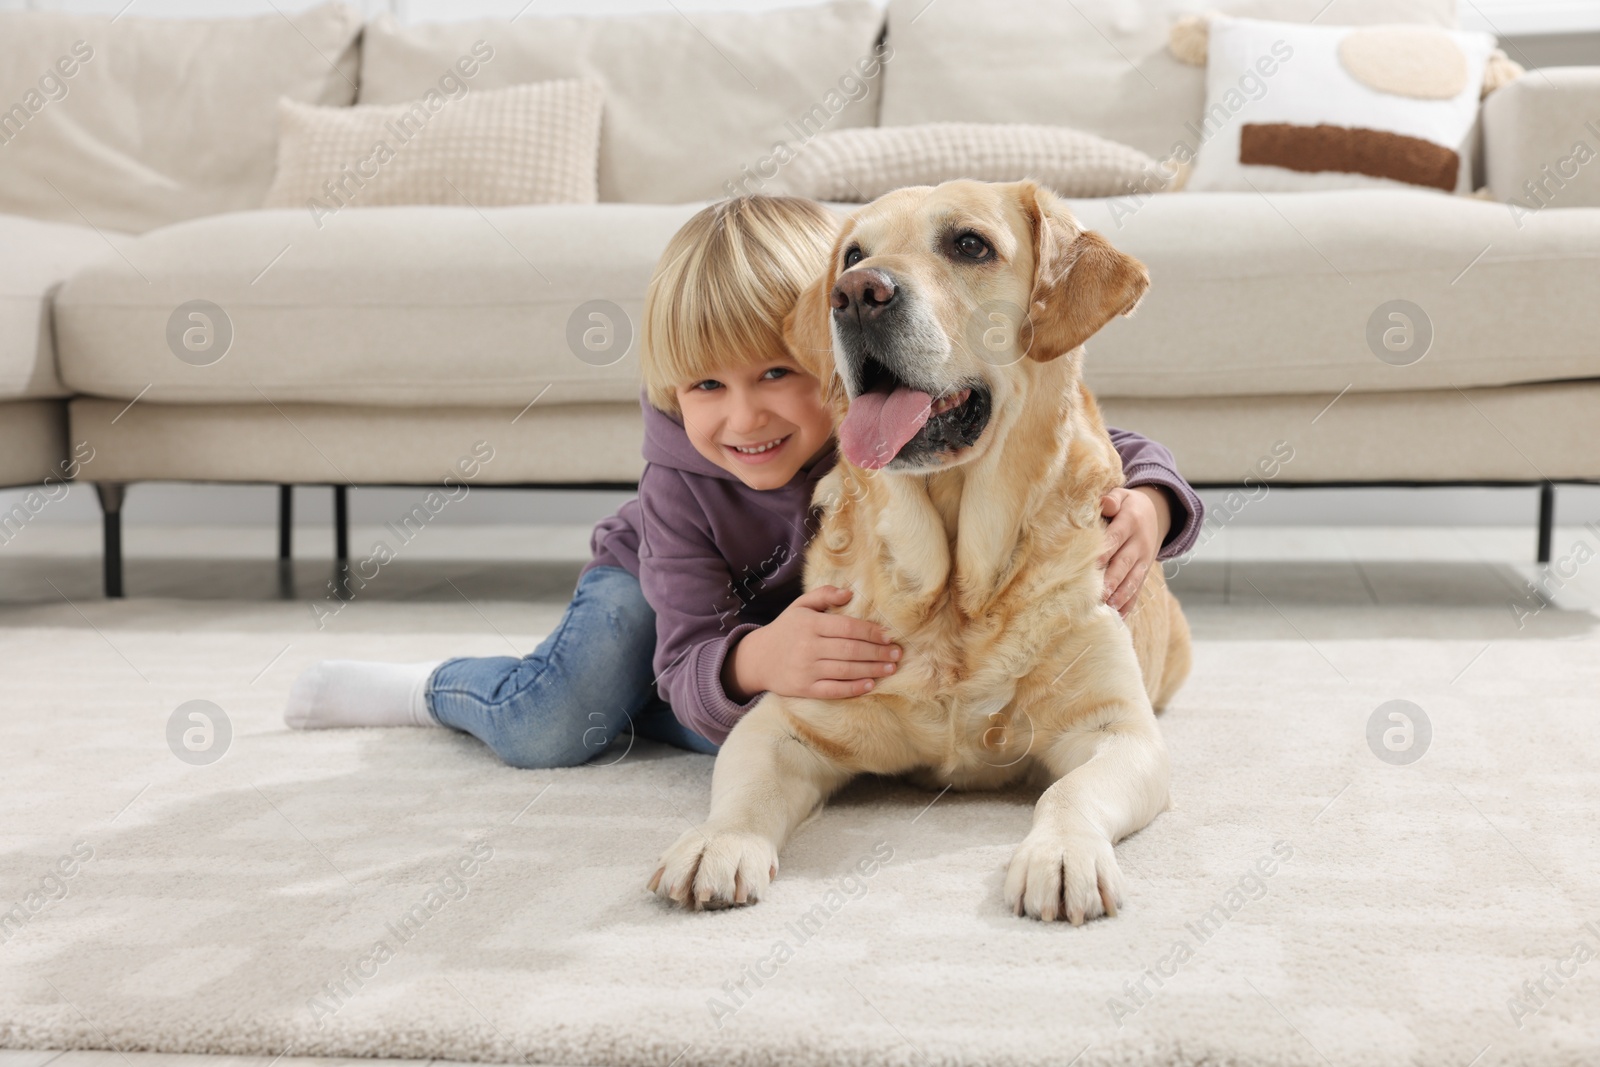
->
xmin=639 ymin=388 xmax=837 ymax=486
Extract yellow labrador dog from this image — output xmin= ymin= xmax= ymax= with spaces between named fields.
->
xmin=648 ymin=179 xmax=1190 ymax=924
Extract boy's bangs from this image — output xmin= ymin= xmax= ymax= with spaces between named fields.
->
xmin=642 ymin=196 xmax=839 ymax=415
xmin=644 ymin=254 xmax=796 ymax=414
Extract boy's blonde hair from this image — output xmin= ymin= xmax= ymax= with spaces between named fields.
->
xmin=641 ymin=196 xmax=839 ymax=417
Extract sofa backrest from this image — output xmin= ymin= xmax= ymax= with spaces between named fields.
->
xmin=357 ymin=1 xmax=889 ymax=205
xmin=0 ymin=1 xmax=361 ymax=235
xmin=0 ymin=0 xmax=1483 ymax=228
xmin=879 ymin=0 xmax=1458 ymax=162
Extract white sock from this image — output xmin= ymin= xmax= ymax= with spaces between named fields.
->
xmin=284 ymin=660 xmax=442 ymax=730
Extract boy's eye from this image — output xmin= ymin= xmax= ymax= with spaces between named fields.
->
xmin=692 ymin=379 xmax=721 ymax=391
xmin=763 ymin=367 xmax=792 ymax=380
xmin=843 ymin=246 xmax=863 ymax=268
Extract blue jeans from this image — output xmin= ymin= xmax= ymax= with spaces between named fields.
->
xmin=426 ymin=565 xmax=722 ymax=768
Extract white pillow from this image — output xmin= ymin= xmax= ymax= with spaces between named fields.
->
xmin=776 ymin=123 xmax=1170 ymax=202
xmin=1186 ymin=15 xmax=1495 ymax=194
xmin=262 ymin=81 xmax=604 ymax=218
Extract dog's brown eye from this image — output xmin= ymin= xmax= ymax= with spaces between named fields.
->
xmin=843 ymin=246 xmax=863 ymax=268
xmin=954 ymin=233 xmax=992 ymax=260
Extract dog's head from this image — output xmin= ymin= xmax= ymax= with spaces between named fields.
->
xmin=784 ymin=179 xmax=1148 ymax=474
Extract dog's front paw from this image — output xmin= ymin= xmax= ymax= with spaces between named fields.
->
xmin=1003 ymin=828 xmax=1124 ymax=924
xmin=648 ymin=826 xmax=778 ymax=911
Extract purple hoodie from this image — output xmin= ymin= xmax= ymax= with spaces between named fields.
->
xmin=583 ymin=389 xmax=1205 ymax=745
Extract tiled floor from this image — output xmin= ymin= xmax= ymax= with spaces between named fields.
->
xmin=5 ymin=521 xmax=1596 ymax=637
xmin=4 ymin=522 xmax=1596 ymax=604
xmin=1 ymin=521 xmax=1595 ymax=1067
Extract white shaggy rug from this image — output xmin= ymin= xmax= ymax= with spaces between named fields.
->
xmin=1 ymin=599 xmax=1597 ymax=1067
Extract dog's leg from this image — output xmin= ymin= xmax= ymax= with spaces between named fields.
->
xmin=1004 ymin=693 xmax=1168 ymax=924
xmin=649 ymin=698 xmax=853 ymax=910
xmin=1123 ymin=567 xmax=1190 ymax=711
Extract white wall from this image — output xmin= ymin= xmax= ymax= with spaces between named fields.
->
xmin=1459 ymin=1 xmax=1600 ymax=35
xmin=0 ymin=0 xmax=887 ymax=14
xmin=2 ymin=0 xmax=1597 ymax=33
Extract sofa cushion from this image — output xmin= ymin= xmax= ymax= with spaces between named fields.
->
xmin=357 ymin=2 xmax=888 ymax=205
xmin=0 ymin=2 xmax=360 ymax=234
xmin=54 ymin=203 xmax=716 ymax=407
xmin=0 ymin=214 xmax=134 ymax=402
xmin=54 ymin=191 xmax=1600 ymax=408
xmin=1068 ymin=189 xmax=1600 ymax=400
xmin=879 ymin=0 xmax=1456 ymax=162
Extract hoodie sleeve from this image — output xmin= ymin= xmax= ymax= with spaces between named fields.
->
xmin=635 ymin=468 xmax=767 ymax=746
xmin=1107 ymin=426 xmax=1205 ymax=560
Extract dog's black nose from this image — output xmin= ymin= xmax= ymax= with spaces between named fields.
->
xmin=832 ymin=268 xmax=897 ymax=323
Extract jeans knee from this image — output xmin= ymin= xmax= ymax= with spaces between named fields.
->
xmin=483 ymin=693 xmax=613 ymax=769
xmin=596 ymin=604 xmax=655 ymax=660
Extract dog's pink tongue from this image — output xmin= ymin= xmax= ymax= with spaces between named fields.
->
xmin=839 ymin=381 xmax=933 ymax=470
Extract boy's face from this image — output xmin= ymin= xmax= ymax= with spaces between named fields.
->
xmin=675 ymin=358 xmax=836 ymax=490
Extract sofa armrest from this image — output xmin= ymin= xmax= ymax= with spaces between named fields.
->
xmin=1483 ymin=67 xmax=1600 ymax=216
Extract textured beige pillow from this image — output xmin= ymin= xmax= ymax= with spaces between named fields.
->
xmin=262 ymin=81 xmax=604 ymax=218
xmin=0 ymin=2 xmax=361 ymax=234
xmin=777 ymin=124 xmax=1170 ymax=202
xmin=357 ymin=2 xmax=888 ymax=205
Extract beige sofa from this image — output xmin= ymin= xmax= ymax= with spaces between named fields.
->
xmin=1 ymin=223 xmax=77 ymax=488
xmin=2 ymin=0 xmax=1597 ymax=595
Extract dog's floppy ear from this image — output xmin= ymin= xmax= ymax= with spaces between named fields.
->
xmin=1019 ymin=180 xmax=1150 ymax=362
xmin=783 ymin=264 xmax=846 ymax=412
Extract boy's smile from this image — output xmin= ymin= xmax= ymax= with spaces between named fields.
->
xmin=676 ymin=361 xmax=836 ymax=490
xmin=725 ymin=434 xmax=791 ymax=464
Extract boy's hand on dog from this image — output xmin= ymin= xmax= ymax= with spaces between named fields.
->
xmin=723 ymin=586 xmax=901 ymax=702
xmin=1099 ymin=486 xmax=1172 ymax=617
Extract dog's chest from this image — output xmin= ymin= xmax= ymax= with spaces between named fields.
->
xmin=896 ymin=603 xmax=1057 ymax=780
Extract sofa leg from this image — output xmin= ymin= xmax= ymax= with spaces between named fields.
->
xmin=278 ymin=484 xmax=293 ymax=561
xmin=333 ymin=484 xmax=349 ymax=562
xmin=95 ymin=482 xmax=127 ymax=598
xmin=1537 ymin=481 xmax=1555 ymax=565
xmin=275 ymin=485 xmax=295 ymax=600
